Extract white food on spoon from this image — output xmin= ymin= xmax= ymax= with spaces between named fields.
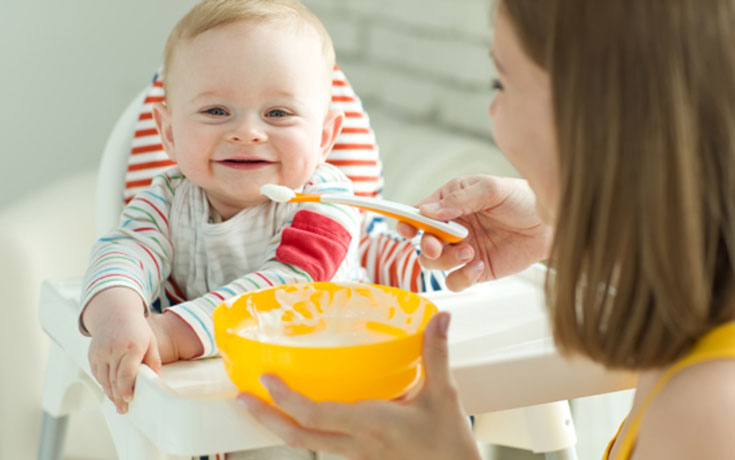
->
xmin=260 ymin=184 xmax=296 ymax=202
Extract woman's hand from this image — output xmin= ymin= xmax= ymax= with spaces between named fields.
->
xmin=237 ymin=312 xmax=483 ymax=460
xmin=399 ymin=175 xmax=553 ymax=291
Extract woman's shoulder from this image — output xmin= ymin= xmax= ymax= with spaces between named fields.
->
xmin=635 ymin=359 xmax=735 ymax=460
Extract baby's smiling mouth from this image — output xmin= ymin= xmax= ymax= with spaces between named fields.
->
xmin=221 ymin=159 xmax=269 ymax=164
xmin=216 ymin=158 xmax=274 ymax=169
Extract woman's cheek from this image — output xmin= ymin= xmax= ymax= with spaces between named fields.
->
xmin=489 ymin=113 xmax=509 ymax=155
xmin=489 ymin=97 xmax=499 ymax=118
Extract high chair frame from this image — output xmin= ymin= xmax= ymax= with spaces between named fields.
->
xmin=37 ymin=86 xmax=636 ymax=460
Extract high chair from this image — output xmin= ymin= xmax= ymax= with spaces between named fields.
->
xmin=37 ymin=79 xmax=636 ymax=460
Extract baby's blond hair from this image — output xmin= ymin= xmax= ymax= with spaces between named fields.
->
xmin=162 ymin=0 xmax=335 ymax=97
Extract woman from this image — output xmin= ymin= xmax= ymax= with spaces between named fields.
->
xmin=238 ymin=1 xmax=735 ymax=459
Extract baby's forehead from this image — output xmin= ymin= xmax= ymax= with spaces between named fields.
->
xmin=174 ymin=19 xmax=331 ymax=75
xmin=165 ymin=21 xmax=332 ymax=107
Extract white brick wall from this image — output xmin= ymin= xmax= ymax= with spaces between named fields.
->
xmin=304 ymin=0 xmax=498 ymax=140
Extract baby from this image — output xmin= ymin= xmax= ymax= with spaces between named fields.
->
xmin=78 ymin=0 xmax=360 ymax=432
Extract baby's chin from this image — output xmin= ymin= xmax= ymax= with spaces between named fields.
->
xmin=206 ymin=191 xmax=272 ymax=219
xmin=235 ymin=193 xmax=272 ymax=209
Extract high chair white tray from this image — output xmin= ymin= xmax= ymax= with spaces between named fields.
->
xmin=39 ymin=264 xmax=635 ymax=459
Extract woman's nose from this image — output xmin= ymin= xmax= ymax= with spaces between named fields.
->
xmin=227 ymin=118 xmax=267 ymax=144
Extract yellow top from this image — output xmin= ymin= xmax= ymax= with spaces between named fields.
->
xmin=603 ymin=322 xmax=735 ymax=460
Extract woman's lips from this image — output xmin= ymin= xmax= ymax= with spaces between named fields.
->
xmin=215 ymin=159 xmax=274 ymax=170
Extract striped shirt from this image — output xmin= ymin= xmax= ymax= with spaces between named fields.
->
xmin=81 ymin=163 xmax=362 ymax=357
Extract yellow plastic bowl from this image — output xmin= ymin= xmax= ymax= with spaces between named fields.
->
xmin=214 ymin=282 xmax=438 ymax=403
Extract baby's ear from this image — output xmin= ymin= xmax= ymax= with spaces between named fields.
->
xmin=319 ymin=109 xmax=345 ymax=161
xmin=152 ymin=102 xmax=176 ymax=161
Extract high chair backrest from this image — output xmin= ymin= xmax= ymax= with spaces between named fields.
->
xmin=95 ymin=86 xmax=148 ymax=238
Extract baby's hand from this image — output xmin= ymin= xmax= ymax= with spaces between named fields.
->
xmin=82 ymin=287 xmax=161 ymax=414
xmin=148 ymin=310 xmax=205 ymax=363
xmin=147 ymin=313 xmax=178 ymax=364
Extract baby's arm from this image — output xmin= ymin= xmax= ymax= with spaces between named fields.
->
xmin=79 ymin=172 xmax=178 ymax=412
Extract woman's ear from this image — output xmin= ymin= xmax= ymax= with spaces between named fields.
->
xmin=152 ymin=102 xmax=176 ymax=161
xmin=319 ymin=109 xmax=345 ymax=161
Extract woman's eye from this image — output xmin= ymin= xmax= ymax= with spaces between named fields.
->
xmin=266 ymin=109 xmax=289 ymax=118
xmin=491 ymin=79 xmax=504 ymax=92
xmin=204 ymin=107 xmax=228 ymax=116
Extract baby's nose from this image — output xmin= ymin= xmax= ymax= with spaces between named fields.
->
xmin=228 ymin=119 xmax=267 ymax=143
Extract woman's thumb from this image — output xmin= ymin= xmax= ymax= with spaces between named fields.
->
xmin=421 ymin=312 xmax=452 ymax=395
xmin=419 ymin=182 xmax=488 ymax=220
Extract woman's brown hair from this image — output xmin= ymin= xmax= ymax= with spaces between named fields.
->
xmin=500 ymin=0 xmax=735 ymax=368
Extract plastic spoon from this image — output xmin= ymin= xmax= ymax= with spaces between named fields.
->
xmin=260 ymin=184 xmax=468 ymax=243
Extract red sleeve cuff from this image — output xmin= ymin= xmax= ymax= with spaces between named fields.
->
xmin=276 ymin=210 xmax=352 ymax=281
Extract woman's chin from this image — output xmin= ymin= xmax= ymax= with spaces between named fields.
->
xmin=535 ymin=201 xmax=555 ymax=226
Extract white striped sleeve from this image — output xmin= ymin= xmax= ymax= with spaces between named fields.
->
xmin=79 ymin=172 xmax=179 ymax=328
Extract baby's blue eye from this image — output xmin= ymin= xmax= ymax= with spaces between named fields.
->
xmin=205 ymin=107 xmax=228 ymax=116
xmin=266 ymin=109 xmax=289 ymax=118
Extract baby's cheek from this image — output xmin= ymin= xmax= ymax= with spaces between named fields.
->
xmin=282 ymin=162 xmax=317 ymax=190
xmin=283 ymin=140 xmax=321 ymax=174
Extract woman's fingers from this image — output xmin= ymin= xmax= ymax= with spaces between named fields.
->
xmin=444 ymin=260 xmax=485 ymax=292
xmin=396 ymin=221 xmax=418 ymax=239
xmin=259 ymin=375 xmax=374 ymax=434
xmin=403 ymin=228 xmax=476 ymax=272
xmin=418 ymin=178 xmax=496 ymax=220
xmin=238 ymin=393 xmax=353 ymax=455
xmin=418 ymin=312 xmax=453 ymax=400
xmin=419 ymin=234 xmax=444 ymax=260
xmin=419 ymin=240 xmax=474 ymax=270
xmin=418 ymin=203 xmax=464 ymax=221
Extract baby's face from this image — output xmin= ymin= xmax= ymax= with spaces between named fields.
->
xmin=158 ymin=20 xmax=335 ymax=218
